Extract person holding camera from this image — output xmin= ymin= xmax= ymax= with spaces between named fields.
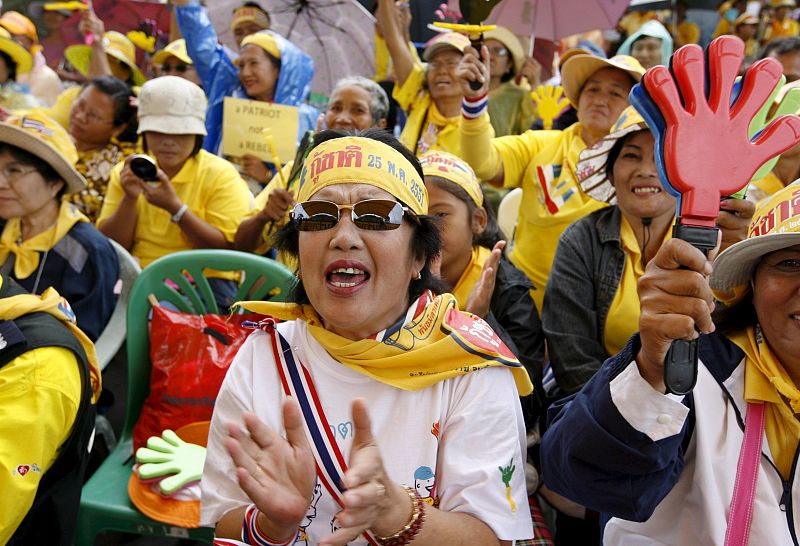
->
xmin=97 ymin=77 xmax=252 ymax=301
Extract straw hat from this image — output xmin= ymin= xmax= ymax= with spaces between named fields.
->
xmin=151 ymin=39 xmax=193 ymax=66
xmin=0 ymin=113 xmax=86 ymax=193
xmin=483 ymin=26 xmax=524 ymax=75
xmin=578 ymin=106 xmax=649 ymax=204
xmin=0 ymin=27 xmax=33 ymax=76
xmin=65 ymin=31 xmax=146 ymax=86
xmin=561 ymin=54 xmax=645 ymax=106
xmin=137 ymin=76 xmax=207 ymax=136
xmin=710 ymin=181 xmax=800 ymax=291
xmin=423 ymin=32 xmax=470 ymax=61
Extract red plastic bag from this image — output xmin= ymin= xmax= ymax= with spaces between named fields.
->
xmin=133 ymin=306 xmax=262 ymax=450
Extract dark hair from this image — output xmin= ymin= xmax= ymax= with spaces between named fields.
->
xmin=424 ymin=176 xmax=505 ymax=248
xmin=761 ymin=36 xmax=800 ymax=60
xmin=0 ymin=51 xmax=17 ymax=81
xmin=713 ymin=290 xmax=758 ymax=335
xmin=0 ymin=143 xmax=66 ymax=199
xmin=273 ymin=128 xmax=446 ymax=304
xmin=89 ymin=76 xmax=138 ymax=142
xmin=142 ymin=134 xmax=204 ymax=158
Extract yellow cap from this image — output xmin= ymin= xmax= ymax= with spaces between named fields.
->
xmin=298 ymin=137 xmax=427 ymax=215
xmin=0 ymin=11 xmax=38 ymax=44
xmin=240 ymin=31 xmax=280 ymax=60
xmin=151 ymin=39 xmax=193 ymax=66
xmin=65 ymin=31 xmax=146 ymax=86
xmin=0 ymin=27 xmax=33 ymax=75
xmin=420 ymin=150 xmax=483 ymax=207
xmin=423 ymin=32 xmax=469 ymax=61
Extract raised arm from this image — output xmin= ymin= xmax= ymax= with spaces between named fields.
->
xmin=173 ymin=0 xmax=236 ymax=89
xmin=376 ymin=0 xmax=415 ymax=87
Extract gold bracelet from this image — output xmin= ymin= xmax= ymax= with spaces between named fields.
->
xmin=376 ymin=484 xmax=421 ymax=542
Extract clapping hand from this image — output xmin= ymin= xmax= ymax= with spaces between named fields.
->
xmin=643 ymin=36 xmax=800 ymax=224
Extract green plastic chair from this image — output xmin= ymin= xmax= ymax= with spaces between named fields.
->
xmin=75 ymin=250 xmax=295 ymax=545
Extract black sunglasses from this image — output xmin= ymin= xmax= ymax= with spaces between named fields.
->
xmin=161 ymin=63 xmax=190 ymax=74
xmin=290 ymin=199 xmax=416 ymax=232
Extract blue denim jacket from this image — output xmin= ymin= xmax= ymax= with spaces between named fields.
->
xmin=542 ymin=205 xmax=626 ymax=395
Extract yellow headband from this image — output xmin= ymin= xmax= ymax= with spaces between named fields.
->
xmin=231 ymin=7 xmax=270 ymax=31
xmin=240 ymin=31 xmax=280 ymax=60
xmin=419 ymin=150 xmax=483 ymax=207
xmin=297 ymin=137 xmax=427 ymax=215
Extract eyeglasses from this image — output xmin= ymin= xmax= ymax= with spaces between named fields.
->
xmin=72 ymin=99 xmax=114 ymax=125
xmin=161 ymin=63 xmax=190 ymax=74
xmin=290 ymin=199 xmax=416 ymax=232
xmin=429 ymin=59 xmax=460 ymax=71
xmin=0 ymin=163 xmax=38 ymax=183
xmin=488 ymin=46 xmax=509 ymax=57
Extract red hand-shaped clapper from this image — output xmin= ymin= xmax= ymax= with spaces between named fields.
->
xmin=641 ymin=36 xmax=800 ymax=394
xmin=644 ymin=36 xmax=800 ymax=227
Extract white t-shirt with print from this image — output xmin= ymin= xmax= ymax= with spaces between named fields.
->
xmin=200 ymin=320 xmax=533 ymax=543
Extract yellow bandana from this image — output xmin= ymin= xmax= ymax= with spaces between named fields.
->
xmin=451 ymin=245 xmax=491 ymax=311
xmin=0 ymin=202 xmax=89 ymax=280
xmin=231 ymin=7 xmax=271 ymax=32
xmin=732 ymin=325 xmax=800 ymax=479
xmin=236 ymin=291 xmax=533 ymax=395
xmin=297 ymin=137 xmax=428 ymax=215
xmin=0 ymin=275 xmax=101 ymax=402
xmin=420 ymin=150 xmax=483 ymax=206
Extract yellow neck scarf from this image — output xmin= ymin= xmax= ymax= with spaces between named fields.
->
xmin=237 ymin=291 xmax=533 ymax=396
xmin=0 ymin=202 xmax=89 ymax=280
xmin=451 ymin=245 xmax=491 ymax=311
xmin=732 ymin=325 xmax=800 ymax=479
xmin=0 ymin=276 xmax=101 ymax=402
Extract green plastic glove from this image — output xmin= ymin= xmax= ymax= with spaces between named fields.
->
xmin=135 ymin=429 xmax=206 ymax=495
xmin=745 ymin=75 xmax=800 ymax=187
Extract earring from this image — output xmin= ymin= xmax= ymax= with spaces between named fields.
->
xmin=296 ymin=269 xmax=302 ymax=281
xmin=414 ymin=271 xmax=422 ymax=280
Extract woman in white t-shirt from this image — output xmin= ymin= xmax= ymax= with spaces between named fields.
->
xmin=201 ymin=129 xmax=535 ymax=546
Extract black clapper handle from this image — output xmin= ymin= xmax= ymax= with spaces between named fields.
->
xmin=468 ymin=34 xmax=484 ymax=91
xmin=663 ymin=223 xmax=719 ymax=395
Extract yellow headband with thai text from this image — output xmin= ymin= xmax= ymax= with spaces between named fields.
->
xmin=297 ymin=137 xmax=428 ymax=215
xmin=419 ymin=150 xmax=483 ymax=207
xmin=231 ymin=7 xmax=270 ymax=31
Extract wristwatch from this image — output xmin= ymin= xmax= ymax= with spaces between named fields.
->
xmin=171 ymin=203 xmax=189 ymax=223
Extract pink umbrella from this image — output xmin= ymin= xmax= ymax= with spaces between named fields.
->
xmin=472 ymin=0 xmax=631 ymax=42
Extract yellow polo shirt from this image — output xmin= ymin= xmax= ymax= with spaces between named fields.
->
xmin=393 ymin=64 xmax=461 ymax=156
xmin=0 ymin=347 xmax=80 ymax=544
xmin=97 ymin=150 xmax=253 ymax=267
xmin=604 ymin=215 xmax=673 ymax=356
xmin=491 ymin=122 xmax=607 ymax=310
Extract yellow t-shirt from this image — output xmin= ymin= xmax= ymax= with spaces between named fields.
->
xmin=749 ymin=171 xmax=785 ymax=204
xmin=603 ymin=215 xmax=672 ymax=356
xmin=393 ymin=63 xmax=461 ymax=156
xmin=766 ymin=18 xmax=800 ymax=42
xmin=97 ymin=150 xmax=253 ymax=268
xmin=0 ymin=347 xmax=81 ymax=544
xmin=493 ymin=122 xmax=607 ymax=311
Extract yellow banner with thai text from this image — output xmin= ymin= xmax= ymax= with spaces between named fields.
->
xmin=221 ymin=97 xmax=299 ymax=163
